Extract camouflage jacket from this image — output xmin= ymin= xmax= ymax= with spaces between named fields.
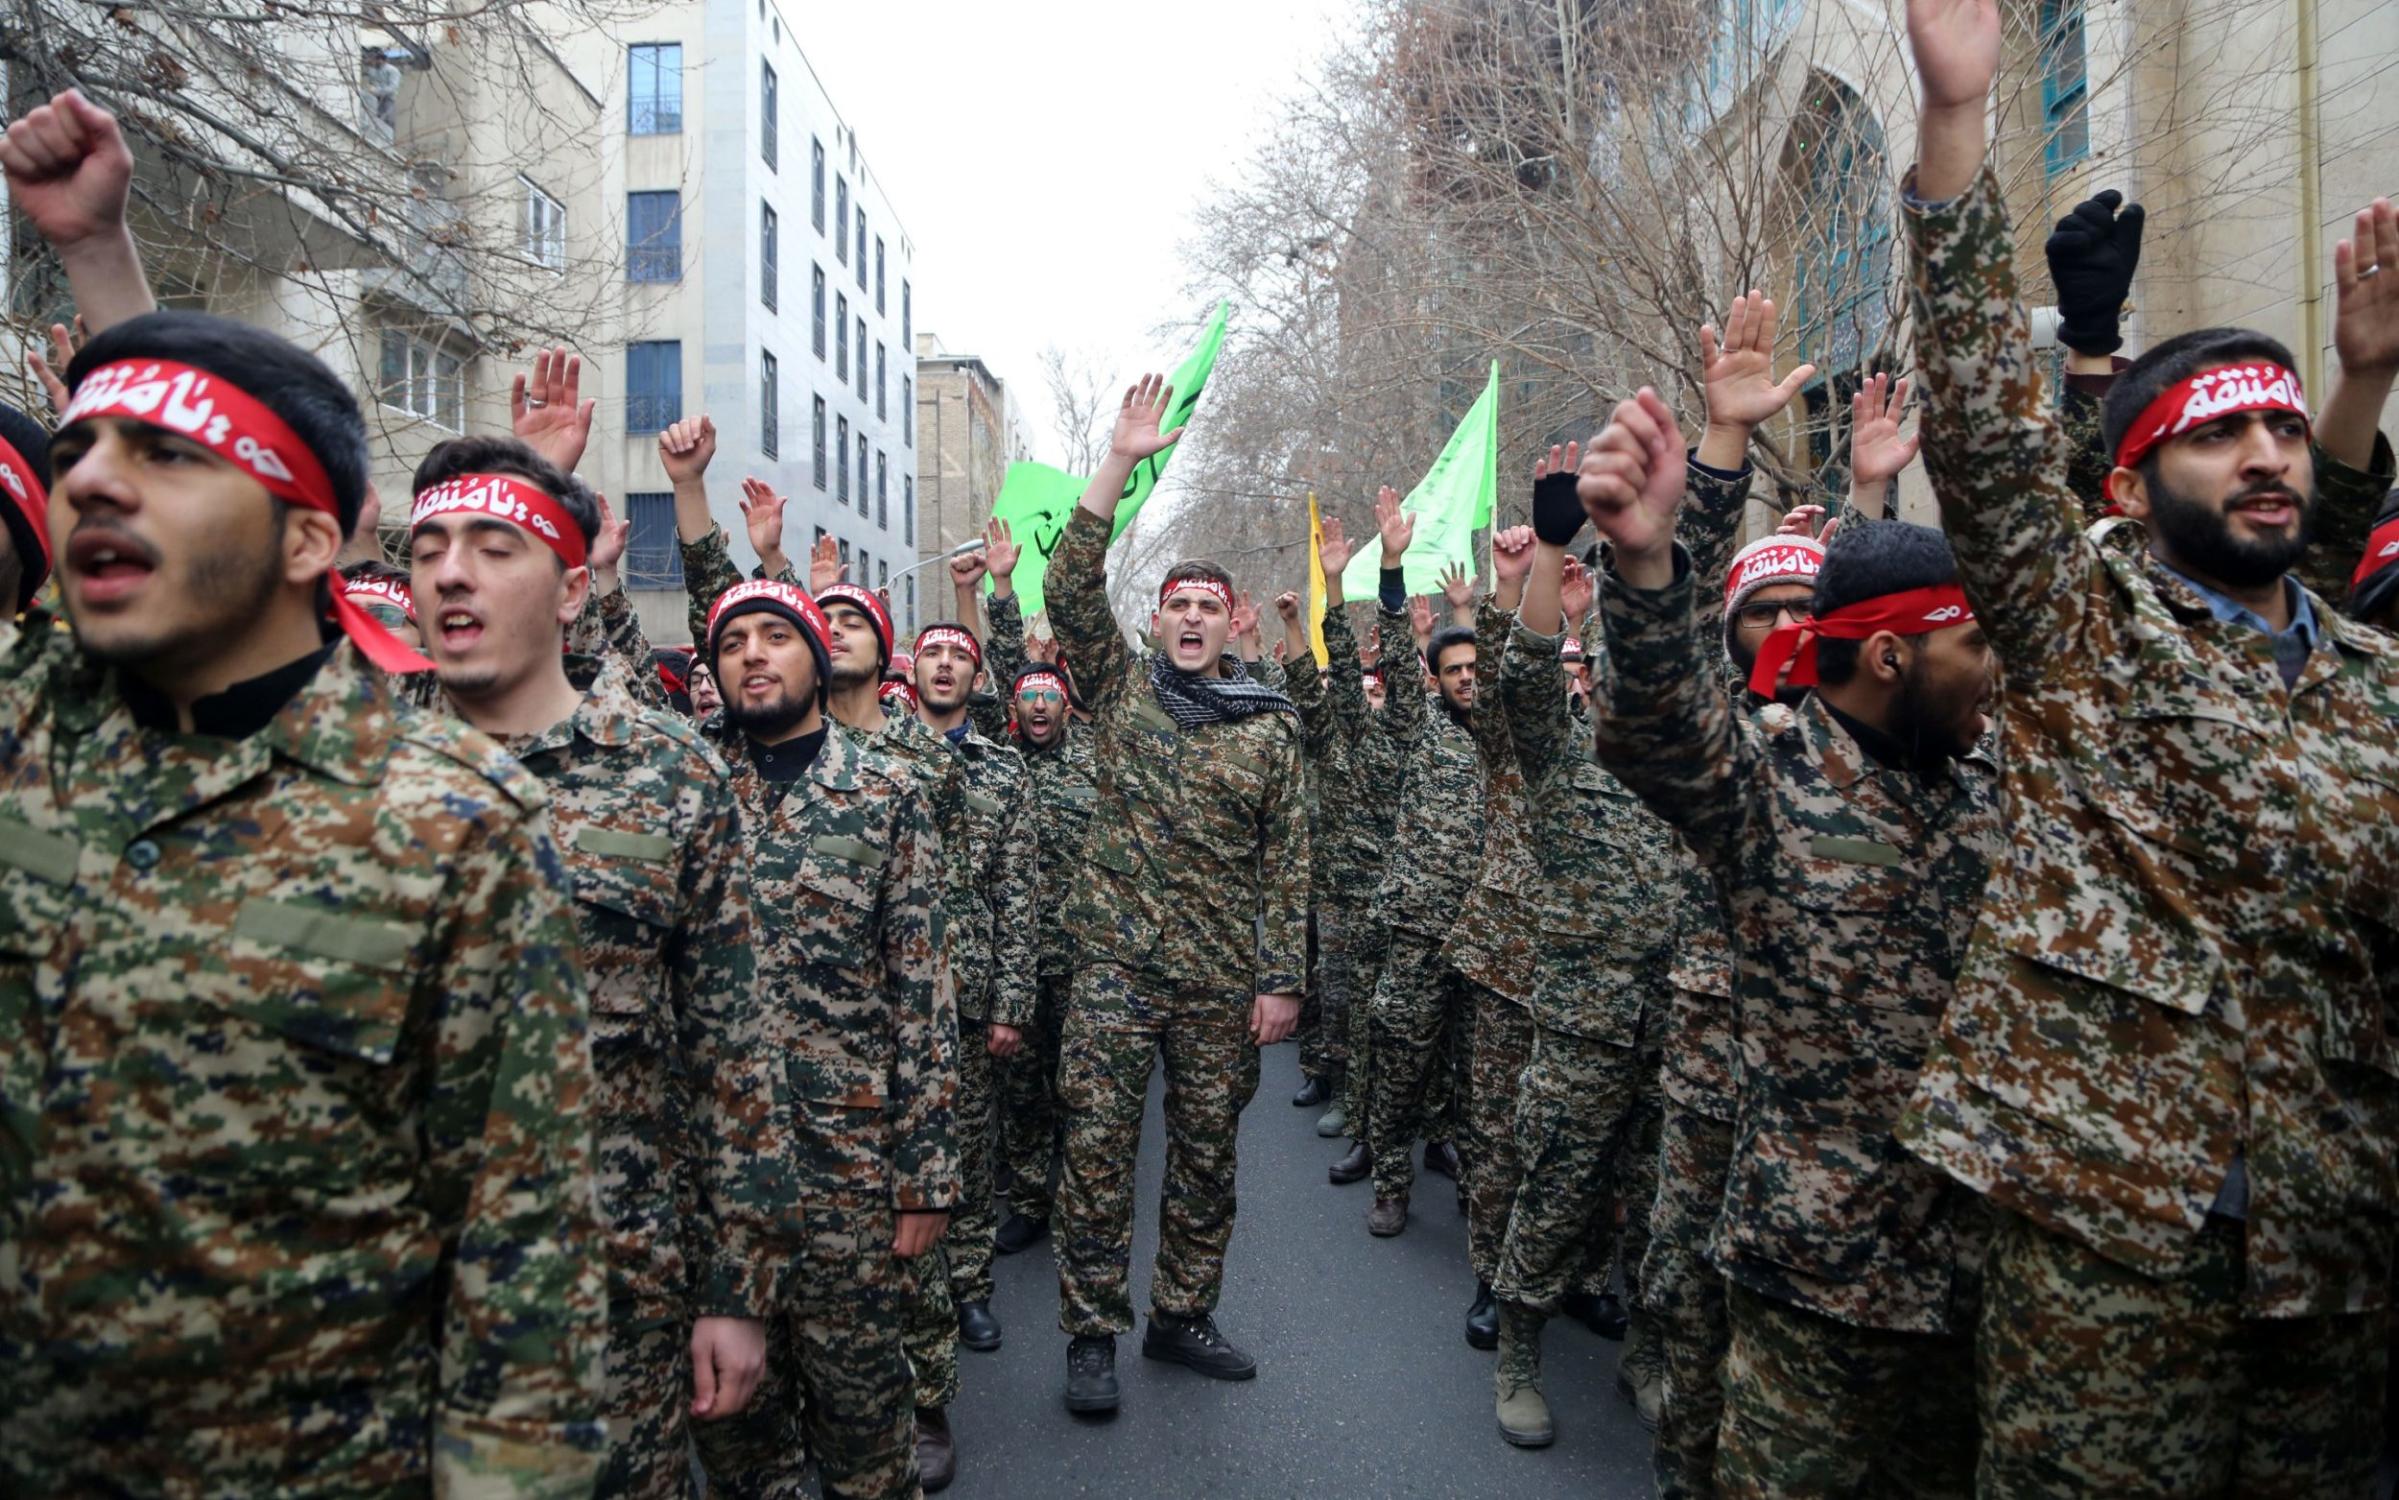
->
xmin=1375 ymin=601 xmax=1485 ymax=938
xmin=1311 ymin=604 xmax=1402 ymax=896
xmin=1897 ymin=164 xmax=2399 ymax=1319
xmin=944 ymin=726 xmax=1040 ymax=1027
xmin=1597 ymin=557 xmax=2002 ymax=1333
xmin=1047 ymin=505 xmax=1310 ymax=998
xmin=1503 ymin=619 xmax=1680 ymax=1046
xmin=984 ymin=593 xmax=1097 ymax=973
xmin=1278 ymin=643 xmax=1350 ymax=912
xmin=722 ymin=722 xmax=957 ymax=1213
xmin=1439 ymin=594 xmax=1538 ymax=1005
xmin=487 ymin=656 xmax=779 ymax=1319
xmin=0 ymin=636 xmax=607 ymax=1490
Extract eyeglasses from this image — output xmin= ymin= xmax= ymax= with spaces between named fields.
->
xmin=1735 ymin=601 xmax=1809 ymax=630
xmin=1017 ymin=687 xmax=1066 ymax=706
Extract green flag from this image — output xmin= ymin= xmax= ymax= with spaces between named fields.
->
xmin=1340 ymin=361 xmax=1500 ymax=600
xmin=985 ymin=301 xmax=1231 ymax=615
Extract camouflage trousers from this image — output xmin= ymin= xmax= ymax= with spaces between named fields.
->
xmin=1492 ymin=1022 xmax=1647 ymax=1311
xmin=948 ymin=1018 xmax=1000 ymax=1306
xmin=999 ymin=970 xmax=1071 ymax=1224
xmin=1641 ymin=1094 xmax=1736 ymax=1500
xmin=599 ymin=1304 xmax=694 ymax=1499
xmin=1309 ymin=902 xmax=1354 ymax=1093
xmin=1336 ymin=915 xmax=1391 ymax=1141
xmin=1977 ymin=1209 xmax=2387 ymax=1499
xmin=1609 ymin=1023 xmax=1665 ymax=1306
xmin=1055 ymin=965 xmax=1261 ymax=1336
xmin=1296 ymin=908 xmax=1332 ymax=1083
xmin=1716 ymin=1283 xmax=1974 ymax=1500
xmin=1463 ymin=987 xmax=1535 ymax=1285
xmin=1366 ymin=929 xmax=1470 ymax=1202
xmin=692 ymin=1200 xmax=920 ymax=1500
xmin=901 ymin=1240 xmax=959 ymax=1413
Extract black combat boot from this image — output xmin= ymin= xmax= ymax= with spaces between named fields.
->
xmin=1465 ymin=1282 xmax=1499 ymax=1350
xmin=1142 ymin=1311 xmax=1258 ymax=1381
xmin=956 ymin=1299 xmax=1001 ymax=1352
xmin=1064 ymin=1335 xmax=1119 ymax=1414
xmin=1328 ymin=1139 xmax=1371 ymax=1185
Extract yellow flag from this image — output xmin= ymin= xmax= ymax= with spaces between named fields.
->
xmin=1305 ymin=493 xmax=1330 ymax=666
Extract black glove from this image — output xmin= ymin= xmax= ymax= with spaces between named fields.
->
xmin=2045 ymin=189 xmax=2145 ymax=357
xmin=1532 ymin=469 xmax=1585 ymax=546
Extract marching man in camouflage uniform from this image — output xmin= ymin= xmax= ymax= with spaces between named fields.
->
xmin=1897 ymin=3 xmax=2399 ymax=1492
xmin=1585 ymin=376 xmax=2002 ymax=1492
xmin=976 ymin=521 xmax=1099 ymax=1258
xmin=1049 ymin=374 xmax=1308 ymax=1413
xmin=0 ymin=309 xmax=612 ymax=1494
xmin=406 ymin=434 xmax=778 ymax=1497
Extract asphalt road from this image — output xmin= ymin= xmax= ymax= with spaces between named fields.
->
xmin=940 ymin=1038 xmax=1658 ymax=1499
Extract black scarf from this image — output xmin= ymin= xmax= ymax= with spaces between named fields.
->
xmin=1148 ymin=651 xmax=1296 ymax=730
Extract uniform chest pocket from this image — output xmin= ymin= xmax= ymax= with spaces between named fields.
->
xmin=2095 ymin=672 xmax=2277 ymax=868
xmin=787 ymin=835 xmax=883 ymax=969
xmin=200 ymin=898 xmax=420 ymax=1066
xmin=571 ymin=838 xmax=681 ymax=1022
xmin=1784 ymin=840 xmax=1931 ymax=1012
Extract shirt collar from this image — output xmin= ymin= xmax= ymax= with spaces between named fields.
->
xmin=2154 ymin=562 xmax=2319 ymax=650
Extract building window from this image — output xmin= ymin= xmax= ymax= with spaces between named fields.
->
xmin=856 ymin=317 xmax=867 ymax=401
xmin=854 ymin=208 xmax=866 ymax=291
xmin=812 ymin=265 xmax=827 ymax=357
xmin=835 ymin=178 xmax=849 ymax=262
xmin=626 ymin=340 xmax=681 ymax=432
xmin=902 ymin=280 xmax=912 ymax=348
xmin=836 ymin=294 xmax=849 ymax=379
xmin=627 ymin=191 xmax=681 ymax=282
xmin=760 ymin=61 xmax=778 ymax=170
xmin=812 ymin=137 xmax=826 ymax=230
xmin=624 ymin=492 xmax=682 ymax=586
xmin=878 ymin=559 xmax=889 ymax=594
xmin=906 ymin=574 xmax=916 ymax=630
xmin=2040 ymin=0 xmax=2090 ymax=174
xmin=760 ymin=350 xmax=779 ymax=458
xmin=837 ymin=415 xmax=850 ymax=501
xmin=904 ymin=375 xmax=913 ymax=446
xmin=876 ymin=237 xmax=887 ymax=314
xmin=760 ymin=204 xmax=778 ymax=310
xmin=876 ymin=343 xmax=886 ymax=420
xmin=813 ymin=396 xmax=828 ymax=489
xmin=628 ymin=43 xmax=682 ymax=135
xmin=378 ymin=331 xmax=463 ymax=430
xmin=521 ymin=176 xmax=565 ymax=271
xmin=839 ymin=537 xmax=851 ymax=570
xmin=904 ymin=475 xmax=915 ymax=545
xmin=858 ymin=546 xmax=870 ymax=584
xmin=857 ymin=434 xmax=867 ymax=513
xmin=876 ymin=450 xmax=888 ymax=529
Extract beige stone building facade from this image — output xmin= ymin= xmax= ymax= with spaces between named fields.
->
xmin=912 ymin=335 xmax=1013 ymax=571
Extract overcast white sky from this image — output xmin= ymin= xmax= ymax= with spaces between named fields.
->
xmin=800 ymin=0 xmax=1346 ymax=471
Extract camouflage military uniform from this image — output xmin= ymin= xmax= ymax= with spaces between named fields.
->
xmin=1317 ymin=605 xmax=1404 ymax=1150
xmin=684 ymin=722 xmax=953 ymax=1500
xmin=983 ymin=590 xmax=1094 ymax=1227
xmin=1490 ymin=618 xmax=1676 ymax=1323
xmin=1047 ymin=506 xmax=1309 ymax=1338
xmin=487 ymin=656 xmax=777 ymax=1499
xmin=0 ymin=636 xmax=610 ymax=1496
xmin=1595 ymin=533 xmax=2002 ymax=1498
xmin=1278 ymin=641 xmax=1345 ymax=1093
xmin=1898 ymin=164 xmax=2399 ymax=1499
xmin=1366 ymin=598 xmax=1485 ymax=1205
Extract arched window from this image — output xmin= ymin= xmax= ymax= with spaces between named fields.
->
xmin=1787 ymin=78 xmax=1893 ymax=499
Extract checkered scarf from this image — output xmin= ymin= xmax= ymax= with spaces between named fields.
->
xmin=1148 ymin=651 xmax=1296 ymax=730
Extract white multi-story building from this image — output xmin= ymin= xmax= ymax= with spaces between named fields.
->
xmin=566 ymin=7 xmax=921 ymax=644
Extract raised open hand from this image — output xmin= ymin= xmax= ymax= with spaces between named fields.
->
xmin=1849 ymin=373 xmax=1920 ymax=489
xmin=1560 ymin=555 xmax=1596 ymax=623
xmin=1577 ymin=389 xmax=1687 ymax=565
xmin=1109 ymin=373 xmax=1186 ymax=463
xmin=809 ymin=533 xmax=844 ymax=592
xmin=1533 ymin=441 xmax=1583 ymax=482
xmin=25 ymin=316 xmax=82 ymax=416
xmin=1776 ymin=503 xmax=1830 ymax=539
xmin=513 ymin=348 xmax=598 ymax=475
xmin=659 ymin=415 xmax=717 ymax=486
xmin=1438 ymin=560 xmax=1475 ymax=613
xmin=1407 ymin=593 xmax=1434 ymax=645
xmin=1317 ymin=515 xmax=1356 ymax=578
xmin=589 ymin=492 xmax=630 ymax=573
xmin=739 ymin=477 xmax=789 ymax=560
xmin=0 ymin=90 xmax=133 ymax=254
xmin=1231 ymin=589 xmax=1261 ymax=642
xmin=1027 ymin=630 xmax=1059 ymax=665
xmin=1374 ymin=484 xmax=1415 ymax=564
xmin=1701 ymin=291 xmax=1816 ymax=431
xmin=983 ymin=517 xmax=1020 ymax=579
xmin=1906 ymin=0 xmax=2002 ymax=112
xmin=2336 ymin=198 xmax=2399 ymax=376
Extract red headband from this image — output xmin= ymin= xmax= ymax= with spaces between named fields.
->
xmin=0 ymin=427 xmax=51 ymax=587
xmin=2353 ymin=515 xmax=2399 ymax=595
xmin=409 ymin=473 xmax=588 ymax=570
xmin=706 ymin=578 xmax=829 ymax=652
xmin=340 ymin=573 xmax=416 ymax=624
xmin=1724 ymin=540 xmax=1825 ymax=605
xmin=915 ymin=624 xmax=982 ymax=665
xmin=1747 ymin=584 xmax=1974 ymax=698
xmin=1159 ymin=574 xmax=1234 ymax=614
xmin=2114 ymin=362 xmax=2310 ymax=474
xmin=62 ymin=358 xmax=427 ymax=673
xmin=819 ymin=581 xmax=893 ymax=649
xmin=879 ymin=677 xmax=919 ymax=709
xmin=1015 ymin=665 xmax=1068 ymax=697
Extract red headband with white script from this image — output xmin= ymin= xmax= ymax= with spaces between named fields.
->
xmin=915 ymin=624 xmax=983 ymax=665
xmin=409 ymin=473 xmax=588 ymax=570
xmin=1748 ymin=584 xmax=1975 ymax=698
xmin=0 ymin=428 xmax=50 ymax=583
xmin=1724 ymin=540 xmax=1825 ymax=605
xmin=2114 ymin=363 xmax=2310 ymax=474
xmin=2353 ymin=515 xmax=2399 ymax=595
xmin=706 ymin=578 xmax=828 ymax=651
xmin=62 ymin=358 xmax=429 ymax=672
xmin=340 ymin=573 xmax=416 ymax=623
xmin=1015 ymin=665 xmax=1068 ymax=698
xmin=1159 ymin=574 xmax=1234 ymax=613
